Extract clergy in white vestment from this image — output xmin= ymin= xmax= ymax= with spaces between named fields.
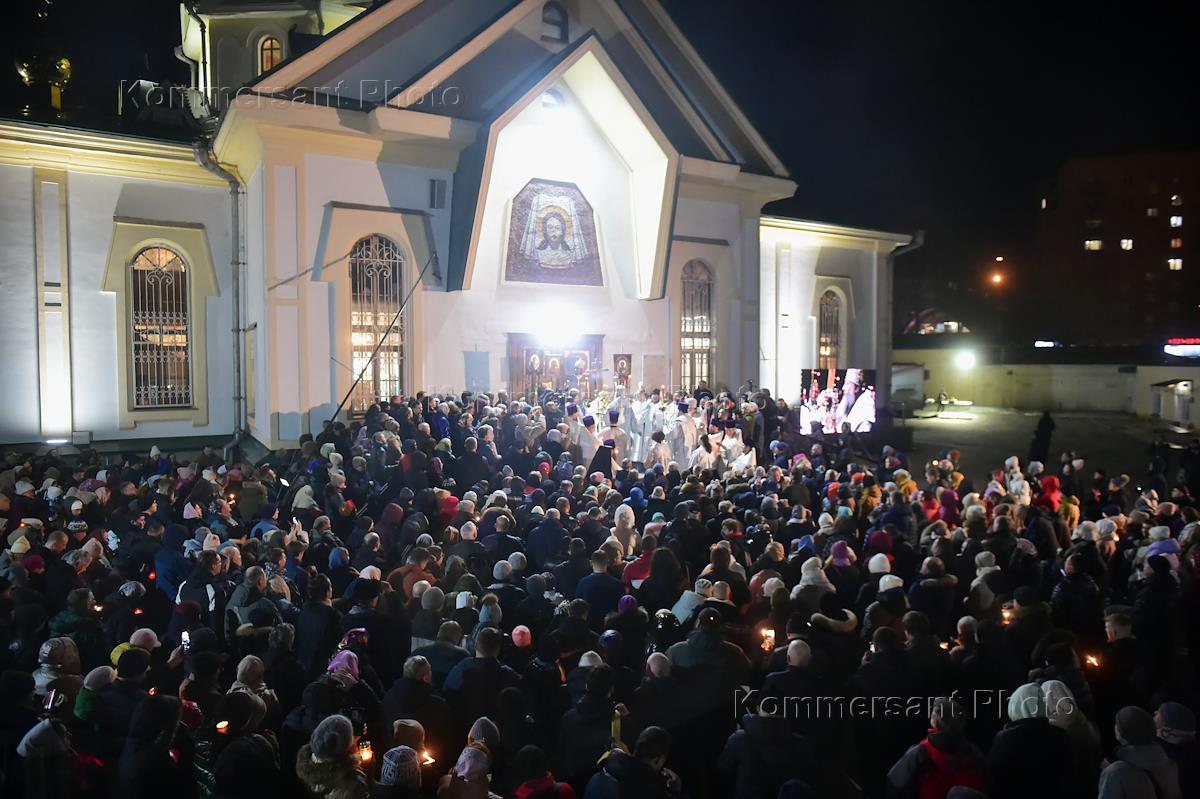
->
xmin=632 ymin=392 xmax=665 ymax=462
xmin=579 ymin=414 xmax=601 ymax=464
xmin=720 ymin=421 xmax=747 ymax=463
xmin=602 ymin=408 xmax=631 ymax=463
xmin=666 ymin=401 xmax=698 ymax=464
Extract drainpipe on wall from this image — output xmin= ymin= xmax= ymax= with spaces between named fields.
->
xmin=184 ymin=2 xmax=209 ymax=102
xmin=193 ymin=140 xmax=244 ymax=452
xmin=173 ymin=46 xmax=198 ymax=89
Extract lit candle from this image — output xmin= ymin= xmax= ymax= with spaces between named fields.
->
xmin=421 ymin=750 xmax=435 ymax=766
xmin=1000 ymin=607 xmax=1012 ymax=625
xmin=358 ymin=741 xmax=373 ymax=763
xmin=759 ymin=627 xmax=776 ymax=653
xmin=939 ymin=641 xmax=950 ymax=650
xmin=93 ymin=604 xmax=104 ymax=613
xmin=216 ymin=720 xmax=229 ymax=734
xmin=1085 ymin=654 xmax=1100 ymax=667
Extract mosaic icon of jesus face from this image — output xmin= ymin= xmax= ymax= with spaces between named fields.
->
xmin=506 ymin=179 xmax=601 ymax=286
xmin=541 ymin=213 xmax=567 ymax=250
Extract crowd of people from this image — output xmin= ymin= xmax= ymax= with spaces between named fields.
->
xmin=0 ymin=384 xmax=1198 ymax=799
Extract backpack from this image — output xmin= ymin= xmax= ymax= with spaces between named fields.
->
xmin=917 ymin=737 xmax=986 ymax=799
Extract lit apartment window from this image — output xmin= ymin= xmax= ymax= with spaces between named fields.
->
xmin=1168 ymin=258 xmax=1183 ymax=271
xmin=1120 ymin=238 xmax=1134 ymax=250
xmin=1084 ymin=239 xmax=1103 ymax=251
xmin=1171 ymin=238 xmax=1183 ymax=249
xmin=1171 ymin=194 xmax=1183 ymax=206
xmin=1170 ymin=215 xmax=1183 ymax=227
xmin=1147 ymin=208 xmax=1159 ymax=217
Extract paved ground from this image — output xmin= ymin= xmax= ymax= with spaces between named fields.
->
xmin=898 ymin=406 xmax=1185 ymax=483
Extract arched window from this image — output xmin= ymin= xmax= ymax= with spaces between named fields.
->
xmin=541 ymin=2 xmax=568 ymax=43
xmin=130 ymin=246 xmax=192 ymax=408
xmin=680 ymin=260 xmax=714 ymax=392
xmin=258 ymin=35 xmax=283 ymax=75
xmin=818 ymin=289 xmax=841 ymax=372
xmin=350 ymin=234 xmax=406 ymax=411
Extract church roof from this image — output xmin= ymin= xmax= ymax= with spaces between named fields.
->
xmin=247 ymin=0 xmax=788 ymax=178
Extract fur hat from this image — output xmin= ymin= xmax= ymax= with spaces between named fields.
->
xmin=493 ymin=560 xmax=513 ymax=581
xmin=310 ymin=714 xmax=354 ymax=761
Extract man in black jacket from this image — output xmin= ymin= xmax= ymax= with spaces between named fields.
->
xmin=295 ymin=574 xmax=342 ymax=679
xmin=380 ymin=654 xmax=454 ymax=758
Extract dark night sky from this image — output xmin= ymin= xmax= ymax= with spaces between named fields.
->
xmin=6 ymin=0 xmax=1200 ymax=327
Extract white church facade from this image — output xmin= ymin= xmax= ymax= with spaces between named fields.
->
xmin=0 ymin=0 xmax=911 ymax=450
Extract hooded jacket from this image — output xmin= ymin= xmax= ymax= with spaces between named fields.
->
xmin=1099 ymin=742 xmax=1181 ymax=799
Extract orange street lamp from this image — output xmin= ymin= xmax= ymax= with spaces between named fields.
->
xmin=990 ymin=272 xmax=1004 ymax=285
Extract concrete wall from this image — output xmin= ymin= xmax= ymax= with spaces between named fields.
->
xmin=894 ymin=348 xmax=1199 ymax=422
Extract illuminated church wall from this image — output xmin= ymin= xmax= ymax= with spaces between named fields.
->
xmin=420 ymin=86 xmax=675 ymax=394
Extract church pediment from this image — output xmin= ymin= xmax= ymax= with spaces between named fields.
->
xmin=448 ymin=34 xmax=679 ymax=299
xmin=247 ymin=0 xmax=785 ymax=178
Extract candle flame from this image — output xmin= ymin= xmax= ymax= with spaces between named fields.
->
xmin=216 ymin=721 xmax=229 ymax=733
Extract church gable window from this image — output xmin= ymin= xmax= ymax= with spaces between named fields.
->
xmin=258 ymin=35 xmax=283 ymax=75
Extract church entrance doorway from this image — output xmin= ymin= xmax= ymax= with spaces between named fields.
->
xmin=507 ymin=332 xmax=604 ymax=403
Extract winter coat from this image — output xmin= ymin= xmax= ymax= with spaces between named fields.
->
xmin=986 ymin=718 xmax=1072 ymax=799
xmin=295 ymin=744 xmax=370 ymax=799
xmin=718 ymin=713 xmax=812 ymax=799
xmin=581 ymin=749 xmax=674 ymax=799
xmin=442 ymin=656 xmax=519 ymax=733
xmin=296 ymin=601 xmax=343 ymax=678
xmin=1098 ymin=742 xmax=1181 ymax=799
xmin=380 ymin=676 xmax=454 ymax=756
xmin=1050 ymin=572 xmax=1104 ymax=642
xmin=558 ymin=691 xmax=618 ymax=786
xmin=886 ymin=731 xmax=986 ymax=799
xmin=411 ymin=640 xmax=471 ymax=689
